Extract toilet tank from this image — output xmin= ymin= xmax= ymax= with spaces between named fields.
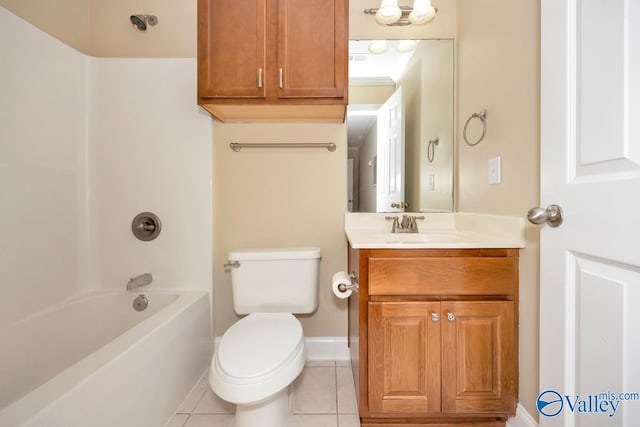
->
xmin=228 ymin=247 xmax=321 ymax=315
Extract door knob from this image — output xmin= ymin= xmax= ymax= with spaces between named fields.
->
xmin=391 ymin=202 xmax=408 ymax=209
xmin=527 ymin=204 xmax=563 ymax=227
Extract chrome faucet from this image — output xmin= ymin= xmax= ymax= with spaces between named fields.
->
xmin=385 ymin=215 xmax=401 ymax=233
xmin=127 ymin=273 xmax=153 ymax=291
xmin=400 ymin=214 xmax=413 ymax=229
xmin=385 ymin=214 xmax=425 ymax=233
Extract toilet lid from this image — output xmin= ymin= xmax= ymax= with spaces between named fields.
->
xmin=217 ymin=313 xmax=304 ymax=381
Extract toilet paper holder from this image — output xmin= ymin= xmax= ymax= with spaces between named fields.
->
xmin=338 ymin=273 xmax=359 ymax=293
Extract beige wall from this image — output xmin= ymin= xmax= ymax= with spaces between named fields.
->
xmin=89 ymin=0 xmax=196 ymax=57
xmin=456 ymin=0 xmax=540 ymax=419
xmin=401 ymin=58 xmax=422 ymax=212
xmin=0 ymin=0 xmax=91 ymax=53
xmin=2 ymin=0 xmax=453 ymax=57
xmin=400 ymin=40 xmax=454 ymax=212
xmin=0 ymin=0 xmax=195 ymax=57
xmin=357 ymin=122 xmax=378 ymax=213
xmin=212 ymin=123 xmax=347 ymax=337
xmin=349 ymin=85 xmax=395 ymax=105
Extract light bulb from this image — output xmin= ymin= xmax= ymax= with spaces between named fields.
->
xmin=376 ymin=0 xmax=402 ymax=25
xmin=368 ymin=40 xmax=388 ymax=54
xmin=408 ymin=0 xmax=436 ymax=25
xmin=396 ymin=40 xmax=418 ymax=53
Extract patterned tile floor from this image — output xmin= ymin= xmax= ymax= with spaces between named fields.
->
xmin=166 ymin=361 xmax=360 ymax=427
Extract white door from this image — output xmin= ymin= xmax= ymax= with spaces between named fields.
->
xmin=376 ymin=87 xmax=404 ymax=212
xmin=539 ymin=1 xmax=640 ymax=426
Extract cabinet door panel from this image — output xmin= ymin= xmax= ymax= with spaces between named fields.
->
xmin=368 ymin=302 xmax=441 ymax=414
xmin=277 ymin=0 xmax=346 ymax=98
xmin=441 ymin=302 xmax=516 ymax=414
xmin=198 ymin=0 xmax=267 ymax=98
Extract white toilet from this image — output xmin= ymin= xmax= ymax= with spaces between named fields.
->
xmin=209 ymin=247 xmax=321 ymax=427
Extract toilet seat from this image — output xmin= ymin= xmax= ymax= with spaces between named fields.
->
xmin=210 ymin=313 xmax=306 ymax=404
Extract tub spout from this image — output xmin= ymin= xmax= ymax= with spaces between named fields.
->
xmin=127 ymin=273 xmax=152 ymax=291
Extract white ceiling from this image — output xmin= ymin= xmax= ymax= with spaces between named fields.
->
xmin=348 ymin=39 xmax=418 ymax=83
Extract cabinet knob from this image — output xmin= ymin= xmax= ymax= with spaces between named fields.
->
xmin=447 ymin=312 xmax=456 ymax=322
xmin=431 ymin=312 xmax=440 ymax=322
xmin=279 ymin=68 xmax=284 ymax=88
xmin=258 ymin=68 xmax=263 ymax=88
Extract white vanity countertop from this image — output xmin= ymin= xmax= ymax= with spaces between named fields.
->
xmin=345 ymin=212 xmax=526 ymax=249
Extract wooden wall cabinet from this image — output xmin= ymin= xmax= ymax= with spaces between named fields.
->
xmin=197 ymin=0 xmax=348 ymax=122
xmin=348 ymin=248 xmax=519 ymax=427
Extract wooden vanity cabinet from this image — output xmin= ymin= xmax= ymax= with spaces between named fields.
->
xmin=348 ymin=248 xmax=519 ymax=427
xmin=197 ymin=0 xmax=348 ymax=122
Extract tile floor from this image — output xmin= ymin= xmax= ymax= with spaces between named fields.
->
xmin=167 ymin=361 xmax=360 ymax=427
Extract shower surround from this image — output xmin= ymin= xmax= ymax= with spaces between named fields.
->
xmin=0 ymin=7 xmax=213 ymax=424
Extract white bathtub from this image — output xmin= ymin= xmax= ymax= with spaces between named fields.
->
xmin=0 ymin=290 xmax=212 ymax=427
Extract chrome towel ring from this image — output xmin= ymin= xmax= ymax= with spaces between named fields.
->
xmin=463 ymin=109 xmax=487 ymax=146
xmin=427 ymin=137 xmax=439 ymax=163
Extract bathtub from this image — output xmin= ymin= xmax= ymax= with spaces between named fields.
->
xmin=0 ymin=290 xmax=212 ymax=427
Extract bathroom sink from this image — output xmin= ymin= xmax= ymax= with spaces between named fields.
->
xmin=372 ymin=230 xmax=461 ymax=244
xmin=418 ymin=230 xmax=462 ymax=242
xmin=344 ymin=212 xmax=527 ymax=249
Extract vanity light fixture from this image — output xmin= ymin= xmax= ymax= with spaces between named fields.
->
xmin=408 ymin=0 xmax=436 ymax=24
xmin=364 ymin=0 xmax=437 ymax=26
xmin=375 ymin=0 xmax=402 ymax=25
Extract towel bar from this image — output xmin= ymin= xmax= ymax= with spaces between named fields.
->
xmin=229 ymin=142 xmax=336 ymax=152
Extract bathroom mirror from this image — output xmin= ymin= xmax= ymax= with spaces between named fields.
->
xmin=347 ymin=39 xmax=454 ymax=213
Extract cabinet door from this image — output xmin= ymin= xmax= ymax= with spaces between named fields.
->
xmin=276 ymin=0 xmax=347 ymax=99
xmin=198 ymin=0 xmax=267 ymax=98
xmin=368 ymin=302 xmax=441 ymax=414
xmin=441 ymin=301 xmax=517 ymax=414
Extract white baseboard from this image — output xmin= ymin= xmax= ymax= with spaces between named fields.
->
xmin=507 ymin=404 xmax=539 ymax=427
xmin=304 ymin=337 xmax=350 ymax=361
xmin=213 ymin=336 xmax=350 ymax=361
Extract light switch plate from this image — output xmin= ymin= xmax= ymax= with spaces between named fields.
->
xmin=427 ymin=173 xmax=435 ymax=191
xmin=488 ymin=156 xmax=502 ymax=184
